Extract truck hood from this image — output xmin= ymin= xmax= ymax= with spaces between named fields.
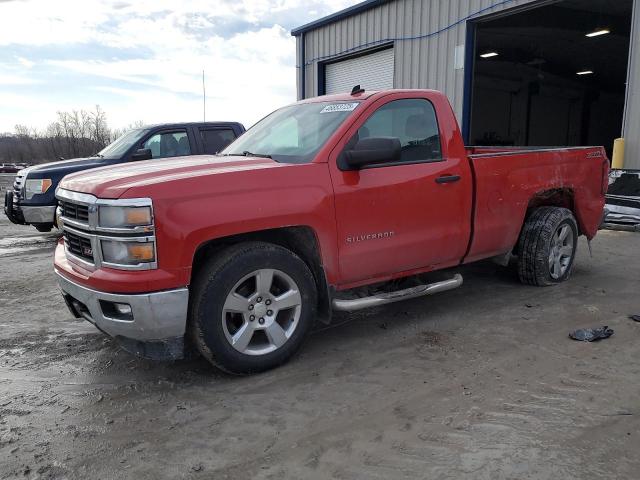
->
xmin=59 ymin=155 xmax=287 ymax=198
xmin=20 ymin=156 xmax=106 ymax=178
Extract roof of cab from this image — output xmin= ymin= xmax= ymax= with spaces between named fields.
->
xmin=141 ymin=121 xmax=244 ymax=130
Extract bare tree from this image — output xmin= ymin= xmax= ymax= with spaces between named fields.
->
xmin=0 ymin=106 xmax=144 ymax=164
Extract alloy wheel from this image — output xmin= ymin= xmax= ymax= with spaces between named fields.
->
xmin=221 ymin=268 xmax=302 ymax=355
xmin=548 ymin=224 xmax=574 ymax=279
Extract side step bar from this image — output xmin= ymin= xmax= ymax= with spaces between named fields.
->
xmin=331 ymin=274 xmax=463 ymax=312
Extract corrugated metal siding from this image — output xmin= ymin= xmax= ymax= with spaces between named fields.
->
xmin=325 ymin=47 xmax=395 ymax=94
xmin=298 ymin=0 xmax=538 ymax=122
xmin=623 ymin=0 xmax=640 ymax=168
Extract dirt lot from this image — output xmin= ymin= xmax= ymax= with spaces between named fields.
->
xmin=1 ymin=173 xmax=640 ymax=479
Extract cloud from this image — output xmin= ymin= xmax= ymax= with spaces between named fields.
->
xmin=16 ymin=56 xmax=35 ymax=68
xmin=0 ymin=0 xmax=356 ymax=132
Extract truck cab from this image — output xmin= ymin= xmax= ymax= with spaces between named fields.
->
xmin=4 ymin=121 xmax=245 ymax=232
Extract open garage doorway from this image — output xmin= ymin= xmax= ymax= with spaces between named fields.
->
xmin=467 ymin=0 xmax=633 ymax=157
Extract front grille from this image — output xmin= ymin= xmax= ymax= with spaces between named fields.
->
xmin=64 ymin=230 xmax=94 ymax=262
xmin=60 ymin=200 xmax=89 ymax=223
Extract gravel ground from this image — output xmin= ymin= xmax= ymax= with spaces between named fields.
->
xmin=1 ymin=172 xmax=640 ymax=479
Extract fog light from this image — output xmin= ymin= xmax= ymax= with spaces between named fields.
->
xmin=100 ymin=300 xmax=134 ymax=321
xmin=114 ymin=303 xmax=132 ymax=316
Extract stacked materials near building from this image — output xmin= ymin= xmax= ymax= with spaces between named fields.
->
xmin=603 ymin=170 xmax=640 ymax=231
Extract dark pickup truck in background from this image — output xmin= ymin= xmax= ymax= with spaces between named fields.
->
xmin=4 ymin=121 xmax=245 ymax=232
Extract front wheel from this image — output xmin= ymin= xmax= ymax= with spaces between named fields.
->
xmin=190 ymin=242 xmax=317 ymax=374
xmin=517 ymin=207 xmax=578 ymax=286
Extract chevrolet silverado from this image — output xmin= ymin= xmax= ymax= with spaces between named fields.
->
xmin=53 ymin=88 xmax=608 ymax=374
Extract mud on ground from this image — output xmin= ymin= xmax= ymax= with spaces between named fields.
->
xmin=1 ymin=176 xmax=639 ymax=479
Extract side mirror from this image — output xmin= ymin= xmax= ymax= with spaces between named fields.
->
xmin=342 ymin=137 xmax=401 ymax=170
xmin=131 ymin=148 xmax=152 ymax=161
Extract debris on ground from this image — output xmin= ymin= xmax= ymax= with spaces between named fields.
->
xmin=629 ymin=314 xmax=640 ymax=322
xmin=569 ymin=326 xmax=614 ymax=342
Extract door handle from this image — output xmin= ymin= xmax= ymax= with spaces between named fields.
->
xmin=435 ymin=175 xmax=461 ymax=184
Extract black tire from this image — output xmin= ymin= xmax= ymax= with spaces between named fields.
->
xmin=517 ymin=206 xmax=578 ymax=286
xmin=190 ymin=242 xmax=317 ymax=374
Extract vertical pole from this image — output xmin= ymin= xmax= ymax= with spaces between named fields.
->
xmin=299 ymin=33 xmax=306 ymax=100
xmin=622 ymin=0 xmax=637 ymax=137
xmin=461 ymin=21 xmax=476 ymax=144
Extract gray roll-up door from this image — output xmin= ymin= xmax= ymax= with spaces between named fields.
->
xmin=325 ymin=48 xmax=394 ymax=95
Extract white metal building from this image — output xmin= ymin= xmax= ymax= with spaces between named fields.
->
xmin=292 ymin=0 xmax=640 ymax=168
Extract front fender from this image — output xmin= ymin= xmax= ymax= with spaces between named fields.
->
xmin=148 ymin=164 xmax=340 ymax=285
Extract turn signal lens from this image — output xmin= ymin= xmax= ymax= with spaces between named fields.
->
xmin=128 ymin=244 xmax=155 ymax=261
xmin=125 ymin=208 xmax=152 ymax=225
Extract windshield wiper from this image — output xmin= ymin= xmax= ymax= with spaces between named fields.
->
xmin=92 ymin=153 xmax=104 ymax=158
xmin=217 ymin=151 xmax=272 ymax=159
xmin=241 ymin=151 xmax=272 ymax=158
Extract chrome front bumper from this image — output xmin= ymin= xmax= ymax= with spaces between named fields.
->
xmin=22 ymin=205 xmax=56 ymax=224
xmin=55 ymin=270 xmax=189 ymax=359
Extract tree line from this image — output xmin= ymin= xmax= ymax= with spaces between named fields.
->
xmin=0 ymin=106 xmax=142 ymax=165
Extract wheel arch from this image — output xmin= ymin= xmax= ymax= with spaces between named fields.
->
xmin=524 ymin=188 xmax=582 ymax=234
xmin=190 ymin=226 xmax=333 ymax=325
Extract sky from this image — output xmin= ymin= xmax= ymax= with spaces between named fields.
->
xmin=0 ymin=0 xmax=356 ymax=133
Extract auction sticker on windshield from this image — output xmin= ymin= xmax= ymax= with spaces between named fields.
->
xmin=320 ymin=103 xmax=359 ymax=113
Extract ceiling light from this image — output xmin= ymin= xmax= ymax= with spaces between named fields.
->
xmin=586 ymin=29 xmax=610 ymax=37
xmin=480 ymin=52 xmax=499 ymax=58
xmin=577 ymin=70 xmax=594 ymax=75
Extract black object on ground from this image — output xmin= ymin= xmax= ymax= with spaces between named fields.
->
xmin=629 ymin=315 xmax=640 ymax=322
xmin=569 ymin=326 xmax=614 ymax=342
xmin=608 ymin=172 xmax=640 ymax=196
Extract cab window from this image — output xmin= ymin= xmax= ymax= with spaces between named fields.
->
xmin=200 ymin=128 xmax=237 ymax=154
xmin=143 ymin=131 xmax=191 ymax=158
xmin=351 ymin=99 xmax=442 ymax=163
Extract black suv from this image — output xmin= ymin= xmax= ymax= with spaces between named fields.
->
xmin=4 ymin=121 xmax=245 ymax=232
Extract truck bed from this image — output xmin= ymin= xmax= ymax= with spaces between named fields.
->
xmin=463 ymin=145 xmax=608 ymax=264
xmin=465 ymin=145 xmax=604 ymax=157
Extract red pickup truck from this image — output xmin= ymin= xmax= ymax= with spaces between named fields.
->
xmin=54 ymin=89 xmax=608 ymax=374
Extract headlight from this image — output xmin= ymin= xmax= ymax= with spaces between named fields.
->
xmin=25 ymin=179 xmax=52 ymax=199
xmin=101 ymin=239 xmax=155 ymax=265
xmin=99 ymin=206 xmax=152 ymax=228
xmin=55 ymin=206 xmax=63 ymax=228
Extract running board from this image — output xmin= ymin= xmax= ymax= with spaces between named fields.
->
xmin=331 ymin=274 xmax=463 ymax=312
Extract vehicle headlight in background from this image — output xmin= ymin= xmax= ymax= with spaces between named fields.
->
xmin=55 ymin=206 xmax=63 ymax=228
xmin=99 ymin=206 xmax=152 ymax=228
xmin=101 ymin=239 xmax=155 ymax=265
xmin=25 ymin=179 xmax=52 ymax=199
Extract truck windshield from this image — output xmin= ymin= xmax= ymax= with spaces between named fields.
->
xmin=96 ymin=128 xmax=147 ymax=159
xmin=221 ymin=101 xmax=361 ymax=164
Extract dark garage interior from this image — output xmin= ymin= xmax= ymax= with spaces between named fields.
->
xmin=468 ymin=0 xmax=633 ymax=156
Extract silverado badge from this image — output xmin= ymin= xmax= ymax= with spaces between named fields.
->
xmin=346 ymin=231 xmax=395 ymax=243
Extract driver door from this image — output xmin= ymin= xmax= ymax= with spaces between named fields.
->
xmin=328 ymin=93 xmax=471 ymax=286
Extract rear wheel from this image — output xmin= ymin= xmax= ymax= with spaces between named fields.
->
xmin=190 ymin=242 xmax=317 ymax=374
xmin=517 ymin=207 xmax=578 ymax=286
